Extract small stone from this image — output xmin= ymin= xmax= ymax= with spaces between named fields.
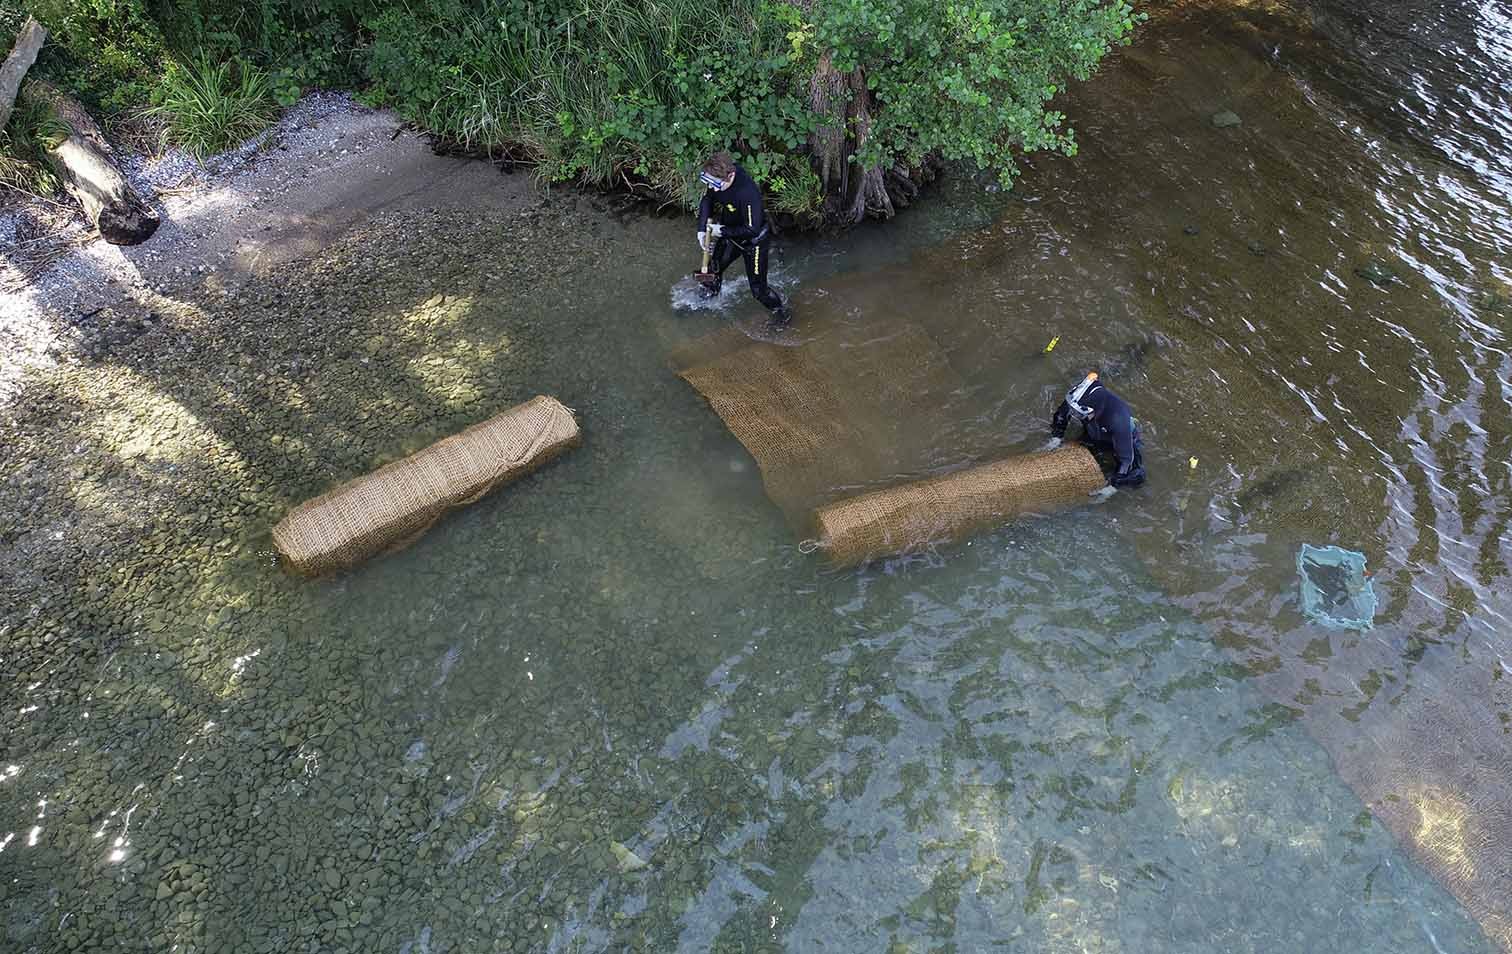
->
xmin=1182 ymin=225 xmax=1200 ymax=236
xmin=1211 ymin=110 xmax=1241 ymax=128
xmin=610 ymin=841 xmax=647 ymax=872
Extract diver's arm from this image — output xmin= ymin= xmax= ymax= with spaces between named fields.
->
xmin=696 ymin=192 xmax=713 ymax=232
xmin=1050 ymin=401 xmax=1072 ymax=439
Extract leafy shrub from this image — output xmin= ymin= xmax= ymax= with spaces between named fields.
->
xmin=152 ymin=0 xmax=368 ymax=87
xmin=814 ymin=0 xmax=1142 ymax=186
xmin=404 ymin=0 xmax=811 ymax=201
xmin=24 ymin=0 xmax=171 ymax=112
xmin=385 ymin=0 xmax=1135 ymax=211
xmin=363 ymin=0 xmax=469 ymax=113
xmin=21 ymin=0 xmax=367 ymax=114
xmin=148 ymin=56 xmax=278 ymax=159
xmin=14 ymin=0 xmax=1141 ymax=222
xmin=0 ymin=3 xmax=27 ymax=38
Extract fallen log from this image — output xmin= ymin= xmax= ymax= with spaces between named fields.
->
xmin=0 ymin=17 xmax=47 ymax=132
xmin=20 ymin=80 xmax=159 ymax=245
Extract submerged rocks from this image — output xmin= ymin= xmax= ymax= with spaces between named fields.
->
xmin=0 ymin=203 xmax=622 ymax=952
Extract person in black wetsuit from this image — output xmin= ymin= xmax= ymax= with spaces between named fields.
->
xmin=1048 ymin=371 xmax=1146 ymax=489
xmin=696 ymin=151 xmax=791 ymax=324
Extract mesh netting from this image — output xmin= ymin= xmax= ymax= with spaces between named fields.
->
xmin=272 ymin=395 xmax=579 ymax=576
xmin=1297 ymin=543 xmax=1377 ymax=629
xmin=676 ymin=317 xmax=968 ymax=518
xmin=812 ymin=446 xmax=1107 ymax=567
xmin=1323 ymin=689 xmax=1512 ymax=953
xmin=677 ymin=317 xmax=1106 ymax=562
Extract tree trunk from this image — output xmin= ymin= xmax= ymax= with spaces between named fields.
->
xmin=840 ymin=71 xmax=895 ymax=224
xmin=808 ymin=51 xmax=847 ymax=198
xmin=808 ymin=54 xmax=915 ymax=226
xmin=0 ymin=17 xmax=47 ymax=132
xmin=20 ymin=80 xmax=160 ymax=245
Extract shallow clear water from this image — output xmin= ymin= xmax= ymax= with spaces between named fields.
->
xmin=4 ymin=1 xmax=1511 ymax=952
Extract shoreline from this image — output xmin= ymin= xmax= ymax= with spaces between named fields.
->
xmin=1 ymin=92 xmax=544 ymax=403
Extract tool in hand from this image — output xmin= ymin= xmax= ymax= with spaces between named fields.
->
xmin=694 ymin=233 xmax=720 ymax=294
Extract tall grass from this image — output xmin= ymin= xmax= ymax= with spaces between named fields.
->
xmin=148 ymin=55 xmax=278 ymax=160
xmin=0 ymin=99 xmax=65 ymax=198
xmin=768 ymin=154 xmax=824 ymax=224
xmin=424 ymin=0 xmax=780 ymax=194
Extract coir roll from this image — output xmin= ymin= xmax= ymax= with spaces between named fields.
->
xmin=273 ymin=395 xmax=579 ymax=576
xmin=811 ymin=445 xmax=1106 ymax=568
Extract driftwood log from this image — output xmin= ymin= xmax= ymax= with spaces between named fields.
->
xmin=20 ymin=80 xmax=160 ymax=245
xmin=0 ymin=17 xmax=47 ymax=132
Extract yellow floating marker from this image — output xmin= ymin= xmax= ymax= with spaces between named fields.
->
xmin=1189 ymin=457 xmax=1199 ymax=469
xmin=1043 ymin=336 xmax=1060 ymax=354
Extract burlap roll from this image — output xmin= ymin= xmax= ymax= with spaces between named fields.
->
xmin=812 ymin=445 xmax=1107 ymax=567
xmin=273 ymin=395 xmax=579 ymax=576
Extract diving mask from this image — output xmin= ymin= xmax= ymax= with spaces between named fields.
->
xmin=1065 ymin=374 xmax=1100 ymax=421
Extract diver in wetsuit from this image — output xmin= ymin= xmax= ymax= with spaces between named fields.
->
xmin=696 ymin=151 xmax=792 ymax=324
xmin=1047 ymin=371 xmax=1146 ymax=489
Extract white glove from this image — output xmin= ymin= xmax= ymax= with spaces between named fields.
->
xmin=707 ymin=222 xmax=724 ymax=238
xmin=1088 ymin=484 xmax=1117 ymax=502
xmin=696 ymin=231 xmax=707 ymax=250
xmin=1041 ymin=437 xmax=1063 ymax=452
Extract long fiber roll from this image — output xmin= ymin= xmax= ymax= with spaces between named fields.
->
xmin=812 ymin=445 xmax=1106 ymax=568
xmin=273 ymin=395 xmax=579 ymax=576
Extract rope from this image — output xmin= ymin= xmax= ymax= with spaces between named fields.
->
xmin=798 ymin=538 xmax=823 ymax=554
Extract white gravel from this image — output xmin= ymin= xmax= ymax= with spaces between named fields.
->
xmin=1 ymin=91 xmax=535 ymax=404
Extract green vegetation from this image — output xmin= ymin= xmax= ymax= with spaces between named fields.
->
xmin=768 ymin=153 xmax=827 ymax=225
xmin=147 ymin=56 xmax=278 ymax=160
xmin=820 ymin=0 xmax=1138 ymax=176
xmin=0 ymin=96 xmax=63 ymax=197
xmin=360 ymin=0 xmax=804 ymax=206
xmin=3 ymin=0 xmax=1141 ymax=223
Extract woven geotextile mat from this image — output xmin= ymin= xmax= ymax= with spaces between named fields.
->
xmin=1324 ymin=694 xmax=1512 ymax=953
xmin=273 ymin=395 xmax=580 ymax=576
xmin=676 ymin=317 xmax=965 ymax=518
xmin=812 ymin=446 xmax=1106 ymax=567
